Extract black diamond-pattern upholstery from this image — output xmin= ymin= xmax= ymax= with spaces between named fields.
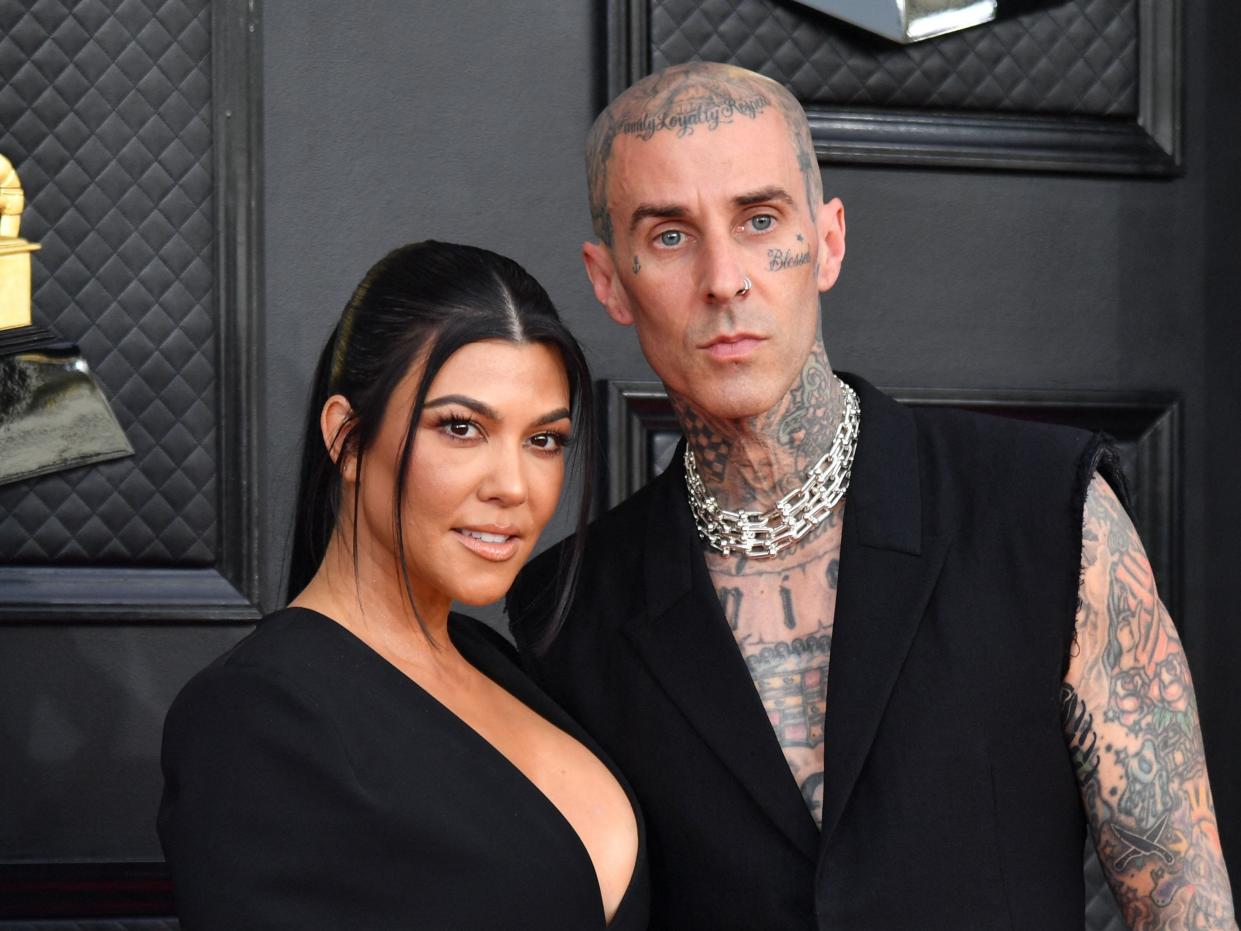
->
xmin=651 ymin=0 xmax=1138 ymax=117
xmin=0 ymin=0 xmax=215 ymax=565
xmin=0 ymin=922 xmax=178 ymax=930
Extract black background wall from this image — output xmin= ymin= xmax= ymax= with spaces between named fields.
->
xmin=1 ymin=0 xmax=1237 ymax=917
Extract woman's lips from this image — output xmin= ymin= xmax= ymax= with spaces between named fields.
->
xmin=452 ymin=528 xmax=520 ymax=561
xmin=704 ymin=336 xmax=764 ymax=360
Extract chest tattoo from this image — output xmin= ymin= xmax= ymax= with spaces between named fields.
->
xmin=746 ymin=624 xmax=832 ymax=748
xmin=708 ymin=510 xmax=843 ymax=827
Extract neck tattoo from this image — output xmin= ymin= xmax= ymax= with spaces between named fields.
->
xmin=684 ymin=376 xmax=860 ymax=558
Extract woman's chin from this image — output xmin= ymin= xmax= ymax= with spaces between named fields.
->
xmin=449 ymin=579 xmax=517 ymax=608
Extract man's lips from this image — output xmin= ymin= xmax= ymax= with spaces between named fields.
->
xmin=701 ymin=334 xmax=765 ymax=360
xmin=452 ymin=527 xmax=521 ymax=561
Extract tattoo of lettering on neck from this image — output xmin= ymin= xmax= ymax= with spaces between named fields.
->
xmin=768 ymin=247 xmax=811 ymax=272
xmin=631 ymin=254 xmax=640 ymax=275
xmin=717 ymin=586 xmax=743 ymax=630
xmin=780 ymin=580 xmax=796 ymax=629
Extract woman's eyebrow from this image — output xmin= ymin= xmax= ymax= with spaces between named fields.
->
xmin=425 ymin=397 xmax=571 ymax=427
xmin=424 ymin=395 xmax=499 ymax=420
xmin=535 ymin=407 xmax=572 ymax=426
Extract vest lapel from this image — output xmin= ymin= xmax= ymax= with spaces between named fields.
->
xmin=620 ymin=456 xmax=821 ymax=863
xmin=818 ymin=376 xmax=952 ymax=849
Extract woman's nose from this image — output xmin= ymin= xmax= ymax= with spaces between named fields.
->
xmin=477 ymin=440 xmax=528 ymax=506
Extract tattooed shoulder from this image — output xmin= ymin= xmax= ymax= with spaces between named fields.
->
xmin=1065 ymin=474 xmax=1236 ymax=928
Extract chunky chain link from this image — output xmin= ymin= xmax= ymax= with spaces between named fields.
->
xmin=684 ymin=378 xmax=860 ymax=558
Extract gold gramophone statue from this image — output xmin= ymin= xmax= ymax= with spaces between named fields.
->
xmin=0 ymin=154 xmax=131 ymax=485
xmin=0 ymin=155 xmax=40 ymax=330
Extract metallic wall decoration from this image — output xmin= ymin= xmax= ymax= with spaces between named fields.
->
xmin=0 ymin=338 xmax=133 ymax=486
xmin=0 ymin=0 xmax=262 ymax=918
xmin=607 ymin=0 xmax=1181 ymax=174
xmin=788 ymin=0 xmax=997 ymax=44
xmin=0 ymin=0 xmax=263 ymax=623
xmin=0 ymin=155 xmax=133 ymax=486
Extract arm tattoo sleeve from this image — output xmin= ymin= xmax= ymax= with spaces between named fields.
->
xmin=1065 ymin=475 xmax=1237 ymax=930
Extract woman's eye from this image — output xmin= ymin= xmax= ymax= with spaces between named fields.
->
xmin=528 ymin=431 xmax=567 ymax=452
xmin=444 ymin=419 xmax=480 ymax=439
xmin=748 ymin=214 xmax=775 ymax=232
xmin=657 ymin=230 xmax=684 ymax=248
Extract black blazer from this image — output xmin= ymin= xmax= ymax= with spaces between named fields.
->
xmin=509 ymin=374 xmax=1123 ymax=930
xmin=158 ymin=608 xmax=649 ymax=931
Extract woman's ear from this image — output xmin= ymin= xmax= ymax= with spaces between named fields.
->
xmin=320 ymin=394 xmax=357 ymax=483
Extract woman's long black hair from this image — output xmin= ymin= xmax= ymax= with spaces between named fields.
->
xmin=287 ymin=240 xmax=595 ymax=651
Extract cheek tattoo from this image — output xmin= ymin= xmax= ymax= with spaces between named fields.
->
xmin=632 ymin=255 xmax=641 ymax=275
xmin=768 ymin=247 xmax=811 ymax=272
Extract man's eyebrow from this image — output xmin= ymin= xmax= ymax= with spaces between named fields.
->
xmin=629 ymin=203 xmax=687 ymax=234
xmin=733 ymin=186 xmax=796 ymax=209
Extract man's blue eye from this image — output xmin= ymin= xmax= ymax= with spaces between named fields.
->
xmin=659 ymin=230 xmax=683 ymax=247
xmin=751 ymin=215 xmax=774 ymax=232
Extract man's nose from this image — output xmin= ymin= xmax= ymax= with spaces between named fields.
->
xmin=698 ymin=231 xmax=749 ymax=305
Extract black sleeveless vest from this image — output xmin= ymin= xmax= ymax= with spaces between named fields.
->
xmin=510 ymin=374 xmax=1126 ymax=930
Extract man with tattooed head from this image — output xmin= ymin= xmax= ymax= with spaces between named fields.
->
xmin=508 ymin=62 xmax=1235 ymax=930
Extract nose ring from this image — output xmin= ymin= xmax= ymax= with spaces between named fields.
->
xmin=739 ymin=276 xmax=752 ymax=296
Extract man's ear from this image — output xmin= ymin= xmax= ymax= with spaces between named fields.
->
xmin=814 ymin=197 xmax=847 ymax=293
xmin=582 ymin=240 xmax=634 ymax=326
xmin=320 ymin=394 xmax=357 ymax=484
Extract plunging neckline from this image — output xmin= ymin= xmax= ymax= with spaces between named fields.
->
xmin=284 ymin=607 xmax=642 ymax=929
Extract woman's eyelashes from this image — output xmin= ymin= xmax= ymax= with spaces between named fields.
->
xmin=430 ymin=413 xmax=570 ymax=455
xmin=528 ymin=430 xmax=571 ymax=454
xmin=433 ymin=413 xmax=483 ymax=441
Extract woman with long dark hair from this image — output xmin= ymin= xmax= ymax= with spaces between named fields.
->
xmin=158 ymin=241 xmax=647 ymax=929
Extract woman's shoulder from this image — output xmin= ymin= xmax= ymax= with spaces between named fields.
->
xmin=165 ymin=608 xmax=352 ymax=730
xmin=207 ymin=605 xmax=351 ymax=670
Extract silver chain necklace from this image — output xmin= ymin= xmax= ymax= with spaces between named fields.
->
xmin=683 ymin=377 xmax=861 ymax=558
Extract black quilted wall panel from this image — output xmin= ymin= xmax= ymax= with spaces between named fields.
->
xmin=0 ymin=0 xmax=216 ymax=565
xmin=651 ymin=0 xmax=1138 ymax=117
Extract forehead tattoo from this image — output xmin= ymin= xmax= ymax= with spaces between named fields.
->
xmin=586 ymin=63 xmax=821 ymax=245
